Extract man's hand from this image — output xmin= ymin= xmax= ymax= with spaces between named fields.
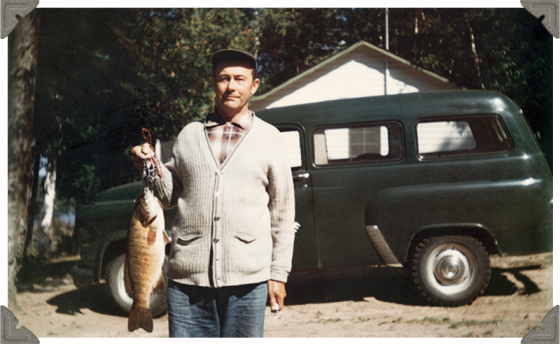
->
xmin=267 ymin=280 xmax=287 ymax=312
xmin=131 ymin=143 xmax=155 ymax=171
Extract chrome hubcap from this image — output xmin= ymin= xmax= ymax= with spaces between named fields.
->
xmin=425 ymin=244 xmax=476 ymax=295
xmin=433 ymin=249 xmax=470 ymax=286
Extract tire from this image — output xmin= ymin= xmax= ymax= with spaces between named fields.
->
xmin=411 ymin=235 xmax=491 ymax=307
xmin=105 ymin=254 xmax=168 ymax=317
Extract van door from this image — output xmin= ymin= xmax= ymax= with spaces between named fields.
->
xmin=309 ymin=122 xmax=405 ymax=268
xmin=278 ymin=125 xmax=318 ymax=270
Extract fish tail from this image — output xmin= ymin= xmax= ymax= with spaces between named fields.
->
xmin=128 ymin=304 xmax=153 ymax=333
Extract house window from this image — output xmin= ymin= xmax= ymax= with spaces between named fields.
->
xmin=313 ymin=122 xmax=403 ymax=166
xmin=416 ymin=115 xmax=513 ymax=159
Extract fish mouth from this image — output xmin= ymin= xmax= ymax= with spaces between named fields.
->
xmin=134 ymin=189 xmax=160 ymax=220
xmin=134 ymin=191 xmax=147 ymax=204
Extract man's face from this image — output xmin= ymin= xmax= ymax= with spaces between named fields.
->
xmin=212 ymin=61 xmax=260 ymax=118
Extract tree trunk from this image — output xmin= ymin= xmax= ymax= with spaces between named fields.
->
xmin=8 ymin=10 xmax=40 ymax=310
xmin=24 ymin=150 xmax=41 ymax=260
xmin=38 ymin=158 xmax=57 ymax=260
xmin=464 ymin=13 xmax=486 ymax=90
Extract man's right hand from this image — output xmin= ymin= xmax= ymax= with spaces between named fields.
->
xmin=131 ymin=143 xmax=155 ymax=171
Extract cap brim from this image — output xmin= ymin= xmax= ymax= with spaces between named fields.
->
xmin=211 ymin=49 xmax=257 ymax=69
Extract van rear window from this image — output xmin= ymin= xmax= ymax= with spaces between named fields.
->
xmin=416 ymin=115 xmax=513 ymax=159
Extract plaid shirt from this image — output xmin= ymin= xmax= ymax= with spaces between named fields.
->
xmin=205 ymin=111 xmax=254 ymax=165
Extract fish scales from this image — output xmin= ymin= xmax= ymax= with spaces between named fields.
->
xmin=125 ymin=188 xmax=170 ymax=333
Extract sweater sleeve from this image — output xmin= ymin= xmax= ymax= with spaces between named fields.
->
xmin=152 ymin=143 xmax=184 ymax=209
xmin=267 ymin=131 xmax=296 ymax=283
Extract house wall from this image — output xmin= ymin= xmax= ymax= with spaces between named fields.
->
xmin=250 ymin=44 xmax=457 ymax=111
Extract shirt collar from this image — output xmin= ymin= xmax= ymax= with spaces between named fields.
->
xmin=205 ymin=110 xmax=254 ymax=130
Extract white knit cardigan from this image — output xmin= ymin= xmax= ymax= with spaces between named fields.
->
xmin=153 ymin=115 xmax=296 ymax=288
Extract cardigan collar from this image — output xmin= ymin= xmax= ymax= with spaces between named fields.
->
xmin=204 ymin=110 xmax=254 ymax=131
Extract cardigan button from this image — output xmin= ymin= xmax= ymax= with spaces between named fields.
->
xmin=213 ymin=238 xmax=220 ymax=243
xmin=214 ymin=216 xmax=220 ymax=222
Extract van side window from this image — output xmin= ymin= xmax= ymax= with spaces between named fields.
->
xmin=416 ymin=115 xmax=513 ymax=159
xmin=313 ymin=122 xmax=403 ymax=166
xmin=280 ymin=130 xmax=303 ymax=169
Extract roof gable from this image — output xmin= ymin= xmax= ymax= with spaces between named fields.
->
xmin=250 ymin=41 xmax=457 ymax=111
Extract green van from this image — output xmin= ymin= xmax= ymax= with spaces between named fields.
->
xmin=71 ymin=90 xmax=552 ymax=313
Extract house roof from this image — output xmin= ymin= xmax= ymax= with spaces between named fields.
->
xmin=250 ymin=40 xmax=457 ymax=111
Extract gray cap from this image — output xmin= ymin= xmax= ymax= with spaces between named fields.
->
xmin=211 ymin=49 xmax=257 ymax=70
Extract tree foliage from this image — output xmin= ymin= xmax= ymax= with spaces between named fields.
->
xmin=34 ymin=9 xmax=146 ymax=207
xmin=111 ymin=8 xmax=258 ymax=140
xmin=255 ymin=9 xmax=347 ymax=94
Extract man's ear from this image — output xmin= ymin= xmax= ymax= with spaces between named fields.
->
xmin=251 ymin=78 xmax=260 ymax=95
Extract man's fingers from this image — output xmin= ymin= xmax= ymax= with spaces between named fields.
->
xmin=132 ymin=144 xmax=154 ymax=159
xmin=131 ymin=143 xmax=155 ymax=171
xmin=276 ymin=295 xmax=285 ymax=310
xmin=267 ymin=280 xmax=287 ymax=312
xmin=268 ymin=286 xmax=276 ymax=309
xmin=141 ymin=143 xmax=154 ymax=157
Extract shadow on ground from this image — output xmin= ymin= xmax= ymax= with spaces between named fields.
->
xmin=16 ymin=258 xmax=126 ymax=317
xmin=484 ymin=265 xmax=542 ymax=296
xmin=17 ymin=257 xmax=545 ymax=316
xmin=46 ymin=284 xmax=125 ymax=317
xmin=16 ymin=258 xmax=79 ymax=292
xmin=285 ymin=264 xmax=544 ymax=307
xmin=286 ymin=266 xmax=427 ymax=306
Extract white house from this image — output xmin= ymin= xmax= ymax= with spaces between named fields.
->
xmin=250 ymin=40 xmax=458 ymax=111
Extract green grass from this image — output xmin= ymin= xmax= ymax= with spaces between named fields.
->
xmin=406 ymin=317 xmax=448 ymax=324
xmin=400 ymin=316 xmax=501 ymax=330
xmin=449 ymin=318 xmax=502 ymax=329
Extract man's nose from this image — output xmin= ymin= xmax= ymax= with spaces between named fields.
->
xmin=226 ymin=79 xmax=237 ymax=91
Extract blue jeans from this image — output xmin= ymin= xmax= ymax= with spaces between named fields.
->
xmin=167 ymin=280 xmax=268 ymax=337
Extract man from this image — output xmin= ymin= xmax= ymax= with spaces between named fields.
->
xmin=130 ymin=49 xmax=296 ymax=337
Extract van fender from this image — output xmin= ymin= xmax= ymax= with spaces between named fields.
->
xmin=364 ymin=182 xmax=502 ymax=265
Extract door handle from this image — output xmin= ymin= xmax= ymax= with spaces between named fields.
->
xmin=293 ymin=172 xmax=310 ymax=181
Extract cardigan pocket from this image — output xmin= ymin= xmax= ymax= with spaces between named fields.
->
xmin=177 ymin=233 xmax=203 ymax=246
xmin=234 ymin=233 xmax=256 ymax=244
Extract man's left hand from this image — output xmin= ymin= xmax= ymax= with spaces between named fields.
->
xmin=267 ymin=280 xmax=287 ymax=312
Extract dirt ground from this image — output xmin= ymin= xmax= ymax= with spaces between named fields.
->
xmin=10 ymin=252 xmax=553 ymax=338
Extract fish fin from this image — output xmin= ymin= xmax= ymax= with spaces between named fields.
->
xmin=153 ymin=273 xmax=166 ymax=294
xmin=128 ymin=305 xmax=153 ymax=333
xmin=141 ymin=215 xmax=158 ymax=228
xmin=163 ymin=230 xmax=171 ymax=245
xmin=147 ymin=228 xmax=157 ymax=245
xmin=124 ymin=258 xmax=132 ymax=294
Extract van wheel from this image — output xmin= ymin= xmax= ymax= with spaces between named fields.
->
xmin=105 ymin=254 xmax=168 ymax=317
xmin=411 ymin=236 xmax=491 ymax=307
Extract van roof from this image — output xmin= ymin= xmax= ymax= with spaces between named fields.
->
xmin=255 ymin=90 xmax=521 ymax=126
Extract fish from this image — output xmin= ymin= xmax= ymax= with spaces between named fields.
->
xmin=124 ymin=187 xmax=170 ymax=333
